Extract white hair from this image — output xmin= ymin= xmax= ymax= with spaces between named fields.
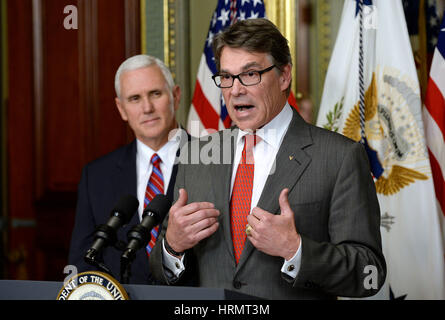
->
xmin=114 ymin=54 xmax=175 ymax=98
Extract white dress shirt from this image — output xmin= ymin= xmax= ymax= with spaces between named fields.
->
xmin=136 ymin=129 xmax=181 ymax=221
xmin=163 ymin=104 xmax=302 ymax=279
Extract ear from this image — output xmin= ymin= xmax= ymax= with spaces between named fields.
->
xmin=279 ymin=63 xmax=292 ymax=92
xmin=172 ymin=85 xmax=181 ymax=112
xmin=115 ymin=97 xmax=128 ymax=121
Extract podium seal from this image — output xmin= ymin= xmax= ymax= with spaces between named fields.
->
xmin=57 ymin=271 xmax=129 ymax=300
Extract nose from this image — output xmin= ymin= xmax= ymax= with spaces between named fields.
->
xmin=141 ymin=96 xmax=154 ymax=113
xmin=230 ymin=77 xmax=245 ymax=96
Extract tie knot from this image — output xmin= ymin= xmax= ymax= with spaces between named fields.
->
xmin=244 ymin=134 xmax=260 ymax=152
xmin=242 ymin=134 xmax=260 ymax=165
xmin=150 ymin=153 xmax=162 ymax=167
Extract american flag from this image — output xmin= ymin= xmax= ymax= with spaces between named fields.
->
xmin=187 ymin=0 xmax=296 ymax=137
xmin=423 ymin=12 xmax=445 ymax=238
xmin=402 ymin=0 xmax=442 ymax=98
xmin=402 ymin=0 xmax=441 ymax=53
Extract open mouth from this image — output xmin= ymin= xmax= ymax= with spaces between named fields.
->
xmin=234 ymin=105 xmax=254 ymax=111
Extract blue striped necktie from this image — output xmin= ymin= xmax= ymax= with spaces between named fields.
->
xmin=144 ymin=153 xmax=164 ymax=256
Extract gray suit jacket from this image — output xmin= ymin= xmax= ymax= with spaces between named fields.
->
xmin=150 ymin=109 xmax=386 ymax=299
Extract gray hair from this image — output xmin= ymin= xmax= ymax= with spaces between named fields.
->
xmin=114 ymin=54 xmax=175 ymax=98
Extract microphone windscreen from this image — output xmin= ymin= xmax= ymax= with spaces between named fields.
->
xmin=111 ymin=194 xmax=139 ymax=224
xmin=143 ymin=194 xmax=172 ymax=222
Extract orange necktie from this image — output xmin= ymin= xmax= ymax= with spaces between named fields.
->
xmin=230 ymin=134 xmax=259 ymax=264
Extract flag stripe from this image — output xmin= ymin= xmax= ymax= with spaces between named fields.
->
xmin=197 ymin=55 xmax=223 ymax=110
xmin=428 ymin=149 xmax=445 ymax=214
xmin=424 ymin=19 xmax=445 ymax=220
xmin=192 ymin=80 xmax=220 ymax=130
xmin=424 ymin=78 xmax=445 ymax=140
xmin=423 ymin=106 xmax=445 ymax=179
xmin=430 ymin=48 xmax=445 ymax=99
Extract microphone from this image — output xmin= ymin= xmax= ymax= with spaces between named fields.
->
xmin=85 ymin=194 xmax=139 ymax=266
xmin=121 ymin=194 xmax=171 ymax=262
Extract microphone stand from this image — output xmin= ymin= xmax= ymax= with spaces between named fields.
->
xmin=120 ymin=248 xmax=137 ymax=285
xmin=84 ymin=248 xmax=114 ymax=278
xmin=120 ymin=222 xmax=147 ymax=284
xmin=84 ymin=239 xmax=128 ymax=280
xmin=119 ymin=194 xmax=171 ymax=284
xmin=120 ymin=257 xmax=131 ymax=285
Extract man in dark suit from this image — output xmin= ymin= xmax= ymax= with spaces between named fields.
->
xmin=68 ymin=54 xmax=188 ymax=284
xmin=150 ymin=19 xmax=386 ymax=299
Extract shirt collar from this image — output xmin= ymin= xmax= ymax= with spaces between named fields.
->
xmin=136 ymin=127 xmax=182 ymax=169
xmin=236 ymin=102 xmax=293 ymax=149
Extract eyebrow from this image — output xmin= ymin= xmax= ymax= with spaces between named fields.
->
xmin=126 ymin=94 xmax=140 ymax=101
xmin=220 ymin=61 xmax=263 ymax=74
xmin=125 ymin=88 xmax=163 ymax=100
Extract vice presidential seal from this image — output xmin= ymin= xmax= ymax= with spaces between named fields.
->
xmin=57 ymin=271 xmax=129 ymax=300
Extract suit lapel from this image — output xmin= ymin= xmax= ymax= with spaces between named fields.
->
xmin=236 ymin=109 xmax=313 ymax=270
xmin=112 ymin=140 xmax=138 ymax=218
xmin=256 ymin=111 xmax=313 ymax=213
xmin=167 ymin=128 xmax=191 ymax=202
xmin=111 ymin=141 xmax=151 ymax=278
xmin=212 ymin=129 xmax=238 ymax=262
xmin=112 ymin=140 xmax=139 ymax=233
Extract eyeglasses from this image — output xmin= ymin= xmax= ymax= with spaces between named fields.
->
xmin=212 ymin=65 xmax=277 ymax=88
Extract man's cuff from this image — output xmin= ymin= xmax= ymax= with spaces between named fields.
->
xmin=280 ymin=238 xmax=302 ymax=279
xmin=162 ymin=239 xmax=185 ymax=278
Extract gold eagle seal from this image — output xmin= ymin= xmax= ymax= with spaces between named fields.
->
xmin=339 ymin=70 xmax=428 ymax=196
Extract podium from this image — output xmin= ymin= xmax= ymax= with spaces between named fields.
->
xmin=0 ymin=280 xmax=258 ymax=300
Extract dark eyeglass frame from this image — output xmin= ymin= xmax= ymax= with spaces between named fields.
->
xmin=212 ymin=65 xmax=277 ymax=88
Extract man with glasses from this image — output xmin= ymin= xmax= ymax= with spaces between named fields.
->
xmin=150 ymin=19 xmax=386 ymax=299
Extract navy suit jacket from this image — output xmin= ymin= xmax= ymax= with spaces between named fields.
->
xmin=68 ymin=137 xmax=183 ymax=284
